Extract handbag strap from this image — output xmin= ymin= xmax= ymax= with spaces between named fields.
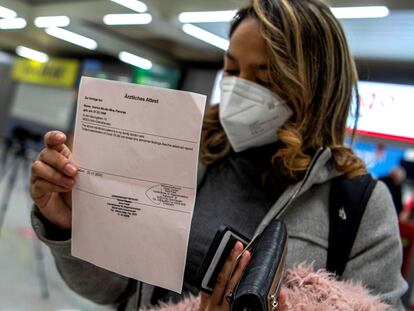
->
xmin=248 ymin=147 xmax=326 ymax=252
xmin=327 ymin=174 xmax=377 ymax=276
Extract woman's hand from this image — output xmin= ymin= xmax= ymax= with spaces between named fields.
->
xmin=199 ymin=241 xmax=251 ymax=311
xmin=30 ymin=131 xmax=78 ymax=230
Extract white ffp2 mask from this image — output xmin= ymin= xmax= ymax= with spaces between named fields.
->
xmin=219 ymin=76 xmax=293 ymax=152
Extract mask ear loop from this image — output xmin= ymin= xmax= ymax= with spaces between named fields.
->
xmin=350 ymin=83 xmax=360 ymax=147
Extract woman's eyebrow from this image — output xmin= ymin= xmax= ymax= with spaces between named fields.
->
xmin=257 ymin=64 xmax=270 ymax=70
xmin=226 ymin=51 xmax=268 ymax=70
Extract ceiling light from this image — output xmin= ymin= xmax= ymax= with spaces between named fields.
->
xmin=103 ymin=13 xmax=152 ymax=25
xmin=331 ymin=6 xmax=389 ymax=19
xmin=0 ymin=18 xmax=27 ymax=29
xmin=35 ymin=16 xmax=70 ymax=28
xmin=178 ymin=10 xmax=237 ymax=23
xmin=182 ymin=24 xmax=229 ymax=51
xmin=110 ymin=0 xmax=147 ymax=13
xmin=0 ymin=5 xmax=17 ymax=19
xmin=119 ymin=51 xmax=152 ymax=70
xmin=16 ymin=46 xmax=49 ymax=63
xmin=45 ymin=27 xmax=98 ymax=50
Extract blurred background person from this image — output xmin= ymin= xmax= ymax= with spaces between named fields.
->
xmin=380 ymin=166 xmax=407 ymax=215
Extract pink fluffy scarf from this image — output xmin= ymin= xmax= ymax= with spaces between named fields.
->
xmin=144 ymin=264 xmax=391 ymax=311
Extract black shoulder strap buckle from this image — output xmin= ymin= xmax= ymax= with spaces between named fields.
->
xmin=326 ymin=174 xmax=377 ymax=277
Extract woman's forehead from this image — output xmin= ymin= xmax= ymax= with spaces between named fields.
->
xmin=227 ymin=18 xmax=269 ymax=65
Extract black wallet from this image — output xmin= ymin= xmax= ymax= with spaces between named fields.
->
xmin=231 ymin=219 xmax=287 ymax=311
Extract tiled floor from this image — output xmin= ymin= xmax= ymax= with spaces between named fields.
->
xmin=0 ymin=153 xmax=112 ymax=311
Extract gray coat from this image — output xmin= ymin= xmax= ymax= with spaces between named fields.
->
xmin=31 ymin=148 xmax=407 ymax=310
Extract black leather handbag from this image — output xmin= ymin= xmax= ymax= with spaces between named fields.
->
xmin=230 ymin=219 xmax=287 ymax=311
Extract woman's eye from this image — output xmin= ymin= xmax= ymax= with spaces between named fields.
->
xmin=256 ymin=78 xmax=271 ymax=88
xmin=224 ymin=69 xmax=239 ymax=76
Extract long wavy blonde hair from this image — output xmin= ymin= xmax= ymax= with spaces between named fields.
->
xmin=200 ymin=0 xmax=365 ymax=189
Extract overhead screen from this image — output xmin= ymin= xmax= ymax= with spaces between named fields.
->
xmin=348 ymin=81 xmax=414 ymax=144
xmin=10 ymin=82 xmax=76 ymax=130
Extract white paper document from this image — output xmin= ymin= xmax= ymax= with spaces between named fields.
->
xmin=72 ymin=77 xmax=206 ymax=293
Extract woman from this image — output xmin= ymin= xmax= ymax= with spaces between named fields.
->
xmin=30 ymin=0 xmax=407 ymax=310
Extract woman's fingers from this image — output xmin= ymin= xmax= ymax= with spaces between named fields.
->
xmin=31 ymin=160 xmax=75 ymax=190
xmin=44 ymin=131 xmax=67 ymax=151
xmin=32 ymin=132 xmax=77 ymax=199
xmin=199 ymin=241 xmax=251 ymax=311
xmin=29 ymin=131 xmax=75 ymax=229
xmin=224 ymin=248 xmax=251 ymax=298
xmin=275 ymin=291 xmax=288 ymax=311
xmin=199 ymin=292 xmax=209 ymax=311
xmin=32 ymin=161 xmax=75 ymax=188
xmin=210 ymin=241 xmax=245 ymax=306
xmin=37 ymin=148 xmax=77 ymax=177
xmin=31 ymin=179 xmax=72 ymax=200
xmin=43 ymin=131 xmax=72 ymax=158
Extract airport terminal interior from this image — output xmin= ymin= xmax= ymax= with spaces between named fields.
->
xmin=0 ymin=0 xmax=414 ymax=310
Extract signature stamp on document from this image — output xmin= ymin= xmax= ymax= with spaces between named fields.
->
xmin=145 ymin=184 xmax=189 ymax=208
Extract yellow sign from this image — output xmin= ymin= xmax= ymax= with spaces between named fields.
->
xmin=12 ymin=58 xmax=80 ymax=88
